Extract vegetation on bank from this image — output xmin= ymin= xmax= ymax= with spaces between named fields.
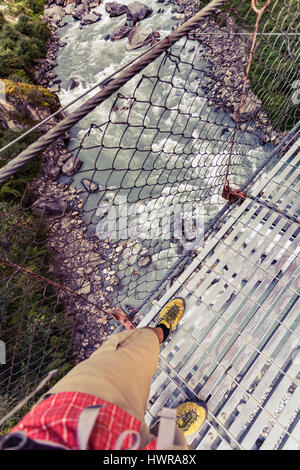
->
xmin=0 ymin=1 xmax=49 ymax=83
xmin=2 ymin=79 xmax=60 ymax=130
xmin=198 ymin=0 xmax=300 ymax=131
xmin=4 ymin=79 xmax=60 ymax=112
xmin=0 ymin=129 xmax=74 ymax=434
xmin=0 ymin=2 xmax=74 ymax=433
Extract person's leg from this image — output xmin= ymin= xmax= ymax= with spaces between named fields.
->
xmin=46 ymin=298 xmax=186 ymax=448
xmin=47 ymin=327 xmax=160 ymax=419
xmin=47 ymin=327 xmax=165 ymax=447
xmin=144 ymin=326 xmax=164 ymax=344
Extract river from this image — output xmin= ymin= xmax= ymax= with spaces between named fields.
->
xmin=52 ymin=0 xmax=273 ymax=309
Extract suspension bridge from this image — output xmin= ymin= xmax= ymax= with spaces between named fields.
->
xmin=0 ymin=0 xmax=299 ymax=449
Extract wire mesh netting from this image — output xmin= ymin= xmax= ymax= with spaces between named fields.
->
xmin=0 ymin=0 xmax=299 ymax=431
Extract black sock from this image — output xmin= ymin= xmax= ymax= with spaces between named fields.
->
xmin=157 ymin=324 xmax=170 ymax=342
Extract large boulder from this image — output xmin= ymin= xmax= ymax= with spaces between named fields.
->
xmin=0 ymin=80 xmax=60 ymax=131
xmin=81 ymin=178 xmax=99 ymax=192
xmin=31 ymin=197 xmax=68 ymax=217
xmin=111 ymin=24 xmax=132 ymax=41
xmin=72 ymin=3 xmax=89 ymax=20
xmin=105 ymin=2 xmax=128 ymax=17
xmin=65 ymin=3 xmax=77 ymax=15
xmin=44 ymin=5 xmax=66 ymax=22
xmin=127 ymin=26 xmax=158 ymax=50
xmin=126 ymin=1 xmax=152 ymax=25
xmin=80 ymin=11 xmax=102 ymax=25
xmin=62 ymin=156 xmax=83 ymax=176
xmin=67 ymin=77 xmax=80 ymax=91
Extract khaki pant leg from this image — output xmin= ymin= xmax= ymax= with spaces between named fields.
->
xmin=47 ymin=328 xmax=160 ymax=447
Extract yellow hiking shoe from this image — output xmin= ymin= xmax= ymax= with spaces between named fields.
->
xmin=156 ymin=297 xmax=185 ymax=343
xmin=176 ymin=401 xmax=207 ymax=437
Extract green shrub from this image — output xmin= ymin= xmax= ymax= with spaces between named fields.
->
xmin=1 ymin=24 xmax=19 ymax=41
xmin=0 ymin=128 xmax=74 ymax=433
xmin=0 ymin=202 xmax=74 ymax=433
xmin=0 ymin=11 xmax=50 ymax=83
xmin=8 ymin=70 xmax=31 ymax=83
xmin=15 ymin=14 xmax=32 ymax=35
xmin=28 ymin=0 xmax=44 ymax=15
xmin=0 ymin=127 xmax=43 ymax=204
xmin=0 ymin=12 xmax=6 ymax=31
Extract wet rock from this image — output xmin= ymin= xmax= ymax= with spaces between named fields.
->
xmin=126 ymin=1 xmax=152 ymax=26
xmin=48 ymin=166 xmax=61 ymax=180
xmin=111 ymin=24 xmax=132 ymax=41
xmin=77 ymin=284 xmax=91 ymax=295
xmin=171 ymin=13 xmax=185 ymax=20
xmin=31 ymin=196 xmax=67 ymax=217
xmin=86 ymin=0 xmax=102 ymax=7
xmin=176 ymin=5 xmax=185 ymax=13
xmin=48 ymin=83 xmax=60 ymax=93
xmin=47 ymin=58 xmax=57 ymax=68
xmin=46 ymin=71 xmax=57 ymax=80
xmin=62 ymin=156 xmax=83 ymax=176
xmin=88 ymin=252 xmax=104 ymax=265
xmin=108 ymin=274 xmax=120 ymax=286
xmin=230 ymin=96 xmax=261 ymax=123
xmin=81 ymin=178 xmax=99 ymax=192
xmin=65 ymin=3 xmax=77 ymax=15
xmin=72 ymin=3 xmax=88 ymax=20
xmin=115 ymin=244 xmax=124 ymax=253
xmin=81 ymin=11 xmax=102 ymax=25
xmin=44 ymin=5 xmax=66 ymax=22
xmin=127 ymin=26 xmax=156 ymax=50
xmin=68 ymin=77 xmax=80 ymax=91
xmin=105 ymin=2 xmax=128 ymax=17
xmin=57 ymin=151 xmax=73 ymax=167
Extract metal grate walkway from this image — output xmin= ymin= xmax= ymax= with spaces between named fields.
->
xmin=138 ymin=137 xmax=300 ymax=450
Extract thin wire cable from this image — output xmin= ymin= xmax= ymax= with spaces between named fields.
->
xmin=0 ymin=41 xmax=179 ymax=154
xmin=225 ymin=0 xmax=272 ymax=186
xmin=0 ymin=256 xmax=135 ymax=330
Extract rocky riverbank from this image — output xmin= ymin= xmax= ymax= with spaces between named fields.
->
xmin=173 ymin=0 xmax=286 ymax=145
xmin=28 ymin=1 xmax=161 ymax=361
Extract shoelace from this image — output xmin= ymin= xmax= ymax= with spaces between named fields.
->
xmin=164 ymin=304 xmax=180 ymax=322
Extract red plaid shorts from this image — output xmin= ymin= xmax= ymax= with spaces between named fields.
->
xmin=12 ymin=391 xmax=157 ymax=450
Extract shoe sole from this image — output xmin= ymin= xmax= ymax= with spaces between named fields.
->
xmin=176 ymin=400 xmax=207 ymax=436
